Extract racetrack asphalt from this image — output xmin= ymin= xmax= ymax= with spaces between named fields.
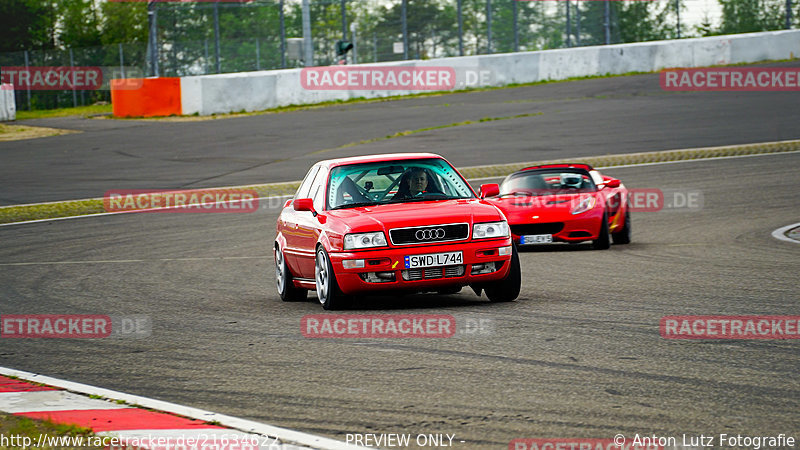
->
xmin=2 ymin=60 xmax=800 ymax=206
xmin=0 ymin=152 xmax=798 ymax=448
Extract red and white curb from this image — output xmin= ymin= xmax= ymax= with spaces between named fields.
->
xmin=0 ymin=366 xmax=370 ymax=450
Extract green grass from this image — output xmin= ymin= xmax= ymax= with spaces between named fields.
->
xmin=15 ymin=104 xmax=112 ymax=120
xmin=0 ymin=412 xmax=105 ymax=450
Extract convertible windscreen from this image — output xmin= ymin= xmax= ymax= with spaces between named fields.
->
xmin=500 ymin=170 xmax=597 ymax=196
xmin=327 ymin=158 xmax=475 ymax=210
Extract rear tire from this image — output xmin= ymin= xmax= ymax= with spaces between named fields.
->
xmin=315 ymin=247 xmax=345 ymax=310
xmin=485 ymin=244 xmax=521 ymax=302
xmin=612 ymin=208 xmax=631 ymax=245
xmin=276 ymin=245 xmax=307 ymax=302
xmin=592 ymin=213 xmax=611 ymax=250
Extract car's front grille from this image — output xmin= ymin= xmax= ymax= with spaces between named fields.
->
xmin=389 ymin=223 xmax=469 ymax=245
xmin=510 ymin=222 xmax=564 ymax=236
xmin=402 ymin=265 xmax=465 ymax=281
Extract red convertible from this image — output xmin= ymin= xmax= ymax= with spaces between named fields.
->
xmin=484 ymin=164 xmax=631 ymax=249
xmin=275 ymin=153 xmax=520 ymax=309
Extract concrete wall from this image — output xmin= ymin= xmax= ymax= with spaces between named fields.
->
xmin=180 ymin=30 xmax=800 ymax=116
xmin=0 ymin=85 xmax=16 ymax=122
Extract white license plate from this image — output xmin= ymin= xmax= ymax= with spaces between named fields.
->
xmin=520 ymin=234 xmax=553 ymax=244
xmin=404 ymin=251 xmax=463 ymax=269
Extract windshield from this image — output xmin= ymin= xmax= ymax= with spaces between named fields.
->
xmin=500 ymin=169 xmax=597 ymax=196
xmin=327 ymin=158 xmax=475 ymax=210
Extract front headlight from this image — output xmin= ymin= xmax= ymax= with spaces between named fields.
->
xmin=571 ymin=196 xmax=596 ymax=215
xmin=473 ymin=221 xmax=509 ymax=239
xmin=344 ymin=232 xmax=387 ymax=250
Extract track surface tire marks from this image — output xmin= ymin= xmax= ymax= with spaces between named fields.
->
xmin=0 ymin=154 xmax=798 ymax=448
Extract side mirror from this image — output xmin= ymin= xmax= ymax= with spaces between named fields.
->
xmin=603 ymin=179 xmax=621 ymax=189
xmin=293 ymin=198 xmax=317 ymax=216
xmin=479 ymin=183 xmax=500 ymax=199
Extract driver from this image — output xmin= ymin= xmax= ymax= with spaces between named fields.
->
xmin=560 ymin=173 xmax=583 ymax=189
xmin=393 ymin=168 xmax=429 ymax=200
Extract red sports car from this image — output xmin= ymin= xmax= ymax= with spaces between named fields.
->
xmin=275 ymin=153 xmax=521 ymax=309
xmin=484 ymin=164 xmax=631 ymax=249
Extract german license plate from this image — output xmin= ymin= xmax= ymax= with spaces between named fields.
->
xmin=520 ymin=234 xmax=553 ymax=244
xmin=404 ymin=251 xmax=463 ymax=269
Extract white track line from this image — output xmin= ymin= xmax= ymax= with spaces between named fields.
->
xmin=0 ymin=366 xmax=370 ymax=450
xmin=771 ymin=222 xmax=800 ymax=244
xmin=2 ymin=149 xmax=798 ymax=228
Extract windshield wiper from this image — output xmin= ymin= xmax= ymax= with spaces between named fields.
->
xmin=330 ymin=201 xmax=381 ymax=210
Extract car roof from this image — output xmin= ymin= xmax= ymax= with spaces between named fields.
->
xmin=316 ymin=153 xmax=445 ymax=169
xmin=518 ymin=163 xmax=595 ymax=172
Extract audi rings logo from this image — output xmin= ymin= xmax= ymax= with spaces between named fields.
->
xmin=415 ymin=228 xmax=446 ymax=241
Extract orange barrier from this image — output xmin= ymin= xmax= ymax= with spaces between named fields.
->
xmin=111 ymin=78 xmax=181 ymax=118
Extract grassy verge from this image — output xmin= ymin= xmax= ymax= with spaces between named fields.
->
xmin=15 ymin=104 xmax=112 ymax=121
xmin=0 ymin=123 xmax=80 ymax=141
xmin=0 ymin=412 xmax=105 ymax=450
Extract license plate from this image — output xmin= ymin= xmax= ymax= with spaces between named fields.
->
xmin=404 ymin=251 xmax=463 ymax=269
xmin=520 ymin=234 xmax=553 ymax=244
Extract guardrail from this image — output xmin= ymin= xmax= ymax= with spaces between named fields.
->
xmin=111 ymin=30 xmax=800 ymax=118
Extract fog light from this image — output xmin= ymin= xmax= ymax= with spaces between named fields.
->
xmin=471 ymin=262 xmax=497 ymax=275
xmin=498 ymin=245 xmax=512 ymax=256
xmin=360 ymin=271 xmax=396 ymax=283
xmin=343 ymin=259 xmax=365 ymax=269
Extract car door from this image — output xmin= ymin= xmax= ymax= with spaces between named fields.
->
xmin=282 ymin=165 xmax=320 ymax=274
xmin=294 ymin=166 xmax=329 ymax=278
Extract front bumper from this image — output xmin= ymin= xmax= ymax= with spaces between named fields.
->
xmin=507 ymin=208 xmax=604 ymax=244
xmin=329 ymin=238 xmax=513 ymax=295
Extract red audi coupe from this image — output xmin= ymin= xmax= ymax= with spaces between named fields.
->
xmin=484 ymin=164 xmax=631 ymax=249
xmin=275 ymin=153 xmax=521 ymax=309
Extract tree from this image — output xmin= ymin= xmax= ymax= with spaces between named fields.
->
xmin=58 ymin=0 xmax=102 ymax=48
xmin=718 ymin=0 xmax=786 ymax=33
xmin=0 ymin=0 xmax=57 ymax=52
xmin=100 ymin=2 xmax=148 ymax=45
xmin=579 ymin=1 xmax=669 ymax=45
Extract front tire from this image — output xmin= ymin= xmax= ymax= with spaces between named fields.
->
xmin=315 ymin=247 xmax=345 ymax=310
xmin=592 ymin=213 xmax=611 ymax=250
xmin=276 ymin=245 xmax=307 ymax=302
xmin=485 ymin=244 xmax=521 ymax=302
xmin=612 ymin=208 xmax=631 ymax=245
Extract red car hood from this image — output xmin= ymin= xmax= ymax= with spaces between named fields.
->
xmin=326 ymin=199 xmax=504 ymax=232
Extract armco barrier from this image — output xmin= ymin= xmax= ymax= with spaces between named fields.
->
xmin=0 ymin=84 xmax=16 ymax=121
xmin=112 ymin=30 xmax=800 ymax=117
